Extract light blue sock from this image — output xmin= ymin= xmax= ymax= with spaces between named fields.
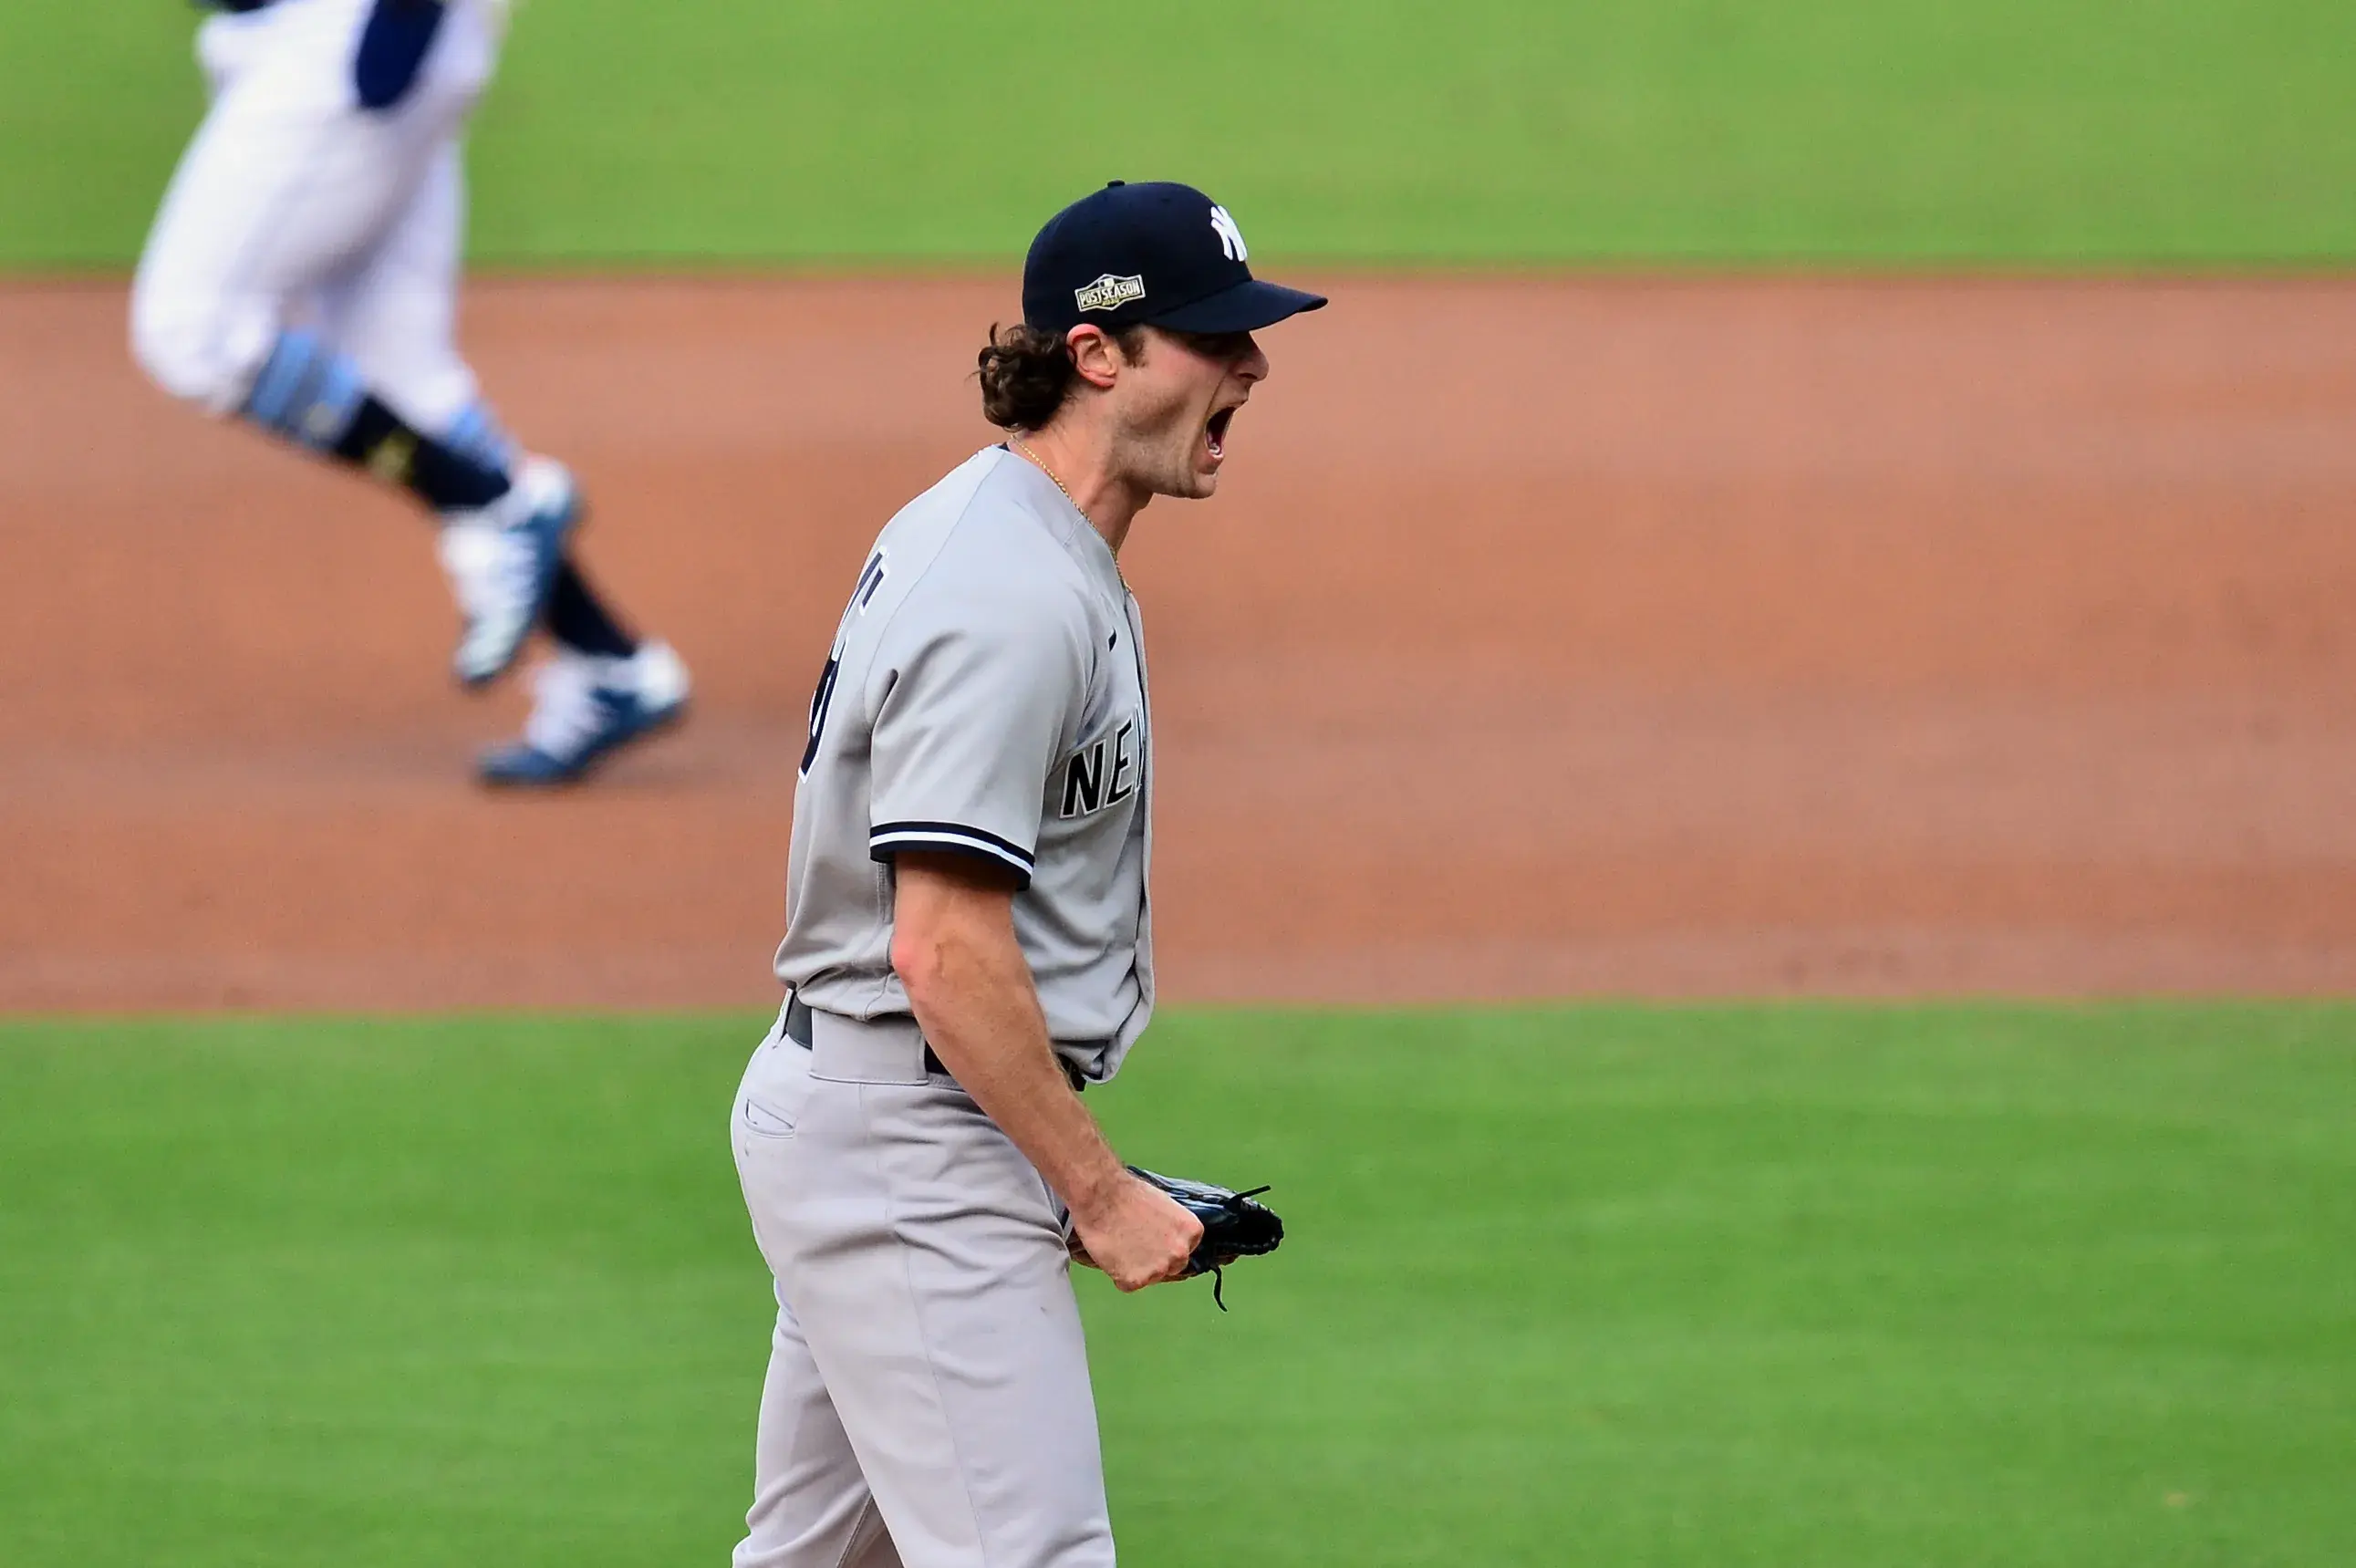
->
xmin=240 ymin=329 xmax=368 ymax=452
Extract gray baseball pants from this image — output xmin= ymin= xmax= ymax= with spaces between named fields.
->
xmin=728 ymin=1004 xmax=1116 ymax=1568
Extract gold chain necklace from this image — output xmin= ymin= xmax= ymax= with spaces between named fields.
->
xmin=1011 ymin=438 xmax=1129 ymax=589
xmin=1010 ymin=438 xmax=1080 ymax=513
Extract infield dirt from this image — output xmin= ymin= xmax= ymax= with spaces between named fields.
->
xmin=4 ymin=277 xmax=2353 ymax=1009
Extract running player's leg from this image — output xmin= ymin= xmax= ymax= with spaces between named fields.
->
xmin=131 ymin=1 xmax=566 ymax=687
xmin=318 ymin=140 xmax=643 ymax=664
xmin=310 ymin=140 xmax=484 ymax=452
xmin=313 ymin=133 xmax=687 ymax=778
xmin=131 ymin=3 xmax=509 ymax=517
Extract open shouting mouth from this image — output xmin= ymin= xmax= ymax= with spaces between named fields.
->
xmin=1206 ymin=404 xmax=1239 ymax=461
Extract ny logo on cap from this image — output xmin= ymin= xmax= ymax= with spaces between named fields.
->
xmin=1075 ymin=273 xmax=1147 ymax=313
xmin=1209 ymin=204 xmax=1249 ymax=263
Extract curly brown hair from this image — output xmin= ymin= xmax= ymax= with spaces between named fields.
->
xmin=975 ymin=322 xmax=1147 ymax=431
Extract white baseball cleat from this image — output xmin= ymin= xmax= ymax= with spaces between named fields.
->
xmin=436 ymin=456 xmax=579 ymax=688
xmin=476 ymin=639 xmax=691 ymax=787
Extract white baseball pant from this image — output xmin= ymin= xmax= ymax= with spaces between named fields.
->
xmin=130 ymin=0 xmax=503 ymax=433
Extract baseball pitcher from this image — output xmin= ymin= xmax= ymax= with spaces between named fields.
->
xmin=132 ymin=0 xmax=687 ymax=785
xmin=729 ymin=182 xmax=1322 ymax=1567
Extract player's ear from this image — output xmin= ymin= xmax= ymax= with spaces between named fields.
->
xmin=1064 ymin=326 xmax=1127 ymax=390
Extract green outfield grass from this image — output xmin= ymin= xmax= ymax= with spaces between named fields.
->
xmin=2 ymin=1006 xmax=2351 ymax=1566
xmin=6 ymin=2 xmax=2356 ymax=268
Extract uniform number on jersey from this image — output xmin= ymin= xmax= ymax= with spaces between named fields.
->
xmin=799 ymin=656 xmax=841 ymax=777
xmin=801 ymin=550 xmax=888 ymax=776
xmin=1060 ymin=718 xmax=1138 ymax=818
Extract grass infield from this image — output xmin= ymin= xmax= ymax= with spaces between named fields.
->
xmin=8 ymin=2 xmax=2356 ymax=268
xmin=2 ymin=1005 xmax=2351 ymax=1565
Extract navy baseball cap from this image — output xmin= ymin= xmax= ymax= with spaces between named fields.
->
xmin=1022 ymin=182 xmax=1326 ymax=336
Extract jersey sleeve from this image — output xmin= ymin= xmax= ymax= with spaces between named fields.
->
xmin=865 ymin=595 xmax=1087 ymax=889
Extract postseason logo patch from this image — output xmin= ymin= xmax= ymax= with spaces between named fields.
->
xmin=1074 ymin=273 xmax=1147 ymax=314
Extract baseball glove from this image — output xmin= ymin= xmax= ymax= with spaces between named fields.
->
xmin=1127 ymin=1166 xmax=1284 ymax=1309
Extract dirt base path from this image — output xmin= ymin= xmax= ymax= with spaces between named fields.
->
xmin=5 ymin=278 xmax=2354 ymax=1009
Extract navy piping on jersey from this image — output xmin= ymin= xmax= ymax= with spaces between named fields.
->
xmin=869 ymin=821 xmax=1037 ymax=885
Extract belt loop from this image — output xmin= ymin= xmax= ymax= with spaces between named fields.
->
xmin=808 ymin=1010 xmax=929 ymax=1085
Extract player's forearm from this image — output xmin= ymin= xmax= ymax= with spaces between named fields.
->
xmin=893 ymin=894 xmax=1129 ymax=1219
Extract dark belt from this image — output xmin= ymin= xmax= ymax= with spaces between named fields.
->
xmin=202 ymin=1 xmax=280 ymax=13
xmin=783 ymin=994 xmax=1089 ymax=1091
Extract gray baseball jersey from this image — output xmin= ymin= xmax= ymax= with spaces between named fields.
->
xmin=773 ymin=444 xmax=1155 ymax=1080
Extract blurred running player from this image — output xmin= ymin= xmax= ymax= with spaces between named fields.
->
xmin=132 ymin=0 xmax=688 ymax=786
